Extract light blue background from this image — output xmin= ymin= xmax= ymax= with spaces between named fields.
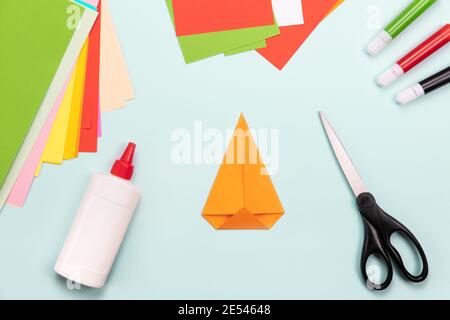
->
xmin=0 ymin=0 xmax=449 ymax=300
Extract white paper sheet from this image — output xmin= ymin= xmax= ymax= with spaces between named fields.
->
xmin=272 ymin=0 xmax=304 ymax=27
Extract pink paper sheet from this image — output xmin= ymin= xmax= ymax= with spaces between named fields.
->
xmin=7 ymin=77 xmax=71 ymax=207
xmin=85 ymin=0 xmax=100 ymax=7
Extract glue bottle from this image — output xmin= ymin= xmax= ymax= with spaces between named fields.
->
xmin=55 ymin=143 xmax=141 ymax=288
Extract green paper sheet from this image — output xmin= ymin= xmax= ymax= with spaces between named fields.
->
xmin=0 ymin=0 xmax=80 ymax=188
xmin=0 ymin=0 xmax=97 ymax=209
xmin=224 ymin=40 xmax=267 ymax=56
xmin=167 ymin=0 xmax=280 ymax=63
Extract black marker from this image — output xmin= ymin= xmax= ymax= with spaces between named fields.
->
xmin=396 ymin=66 xmax=450 ymax=104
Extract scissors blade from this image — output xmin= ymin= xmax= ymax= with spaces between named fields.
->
xmin=320 ymin=112 xmax=368 ymax=197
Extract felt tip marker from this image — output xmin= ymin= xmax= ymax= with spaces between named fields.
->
xmin=378 ymin=23 xmax=450 ymax=87
xmin=367 ymin=0 xmax=438 ymax=55
xmin=396 ymin=66 xmax=450 ymax=104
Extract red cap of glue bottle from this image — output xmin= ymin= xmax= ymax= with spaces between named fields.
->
xmin=111 ymin=142 xmax=136 ymax=180
xmin=55 ymin=143 xmax=141 ymax=288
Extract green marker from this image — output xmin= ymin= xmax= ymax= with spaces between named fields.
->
xmin=367 ymin=0 xmax=437 ymax=55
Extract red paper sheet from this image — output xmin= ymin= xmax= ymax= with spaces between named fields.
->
xmin=79 ymin=0 xmax=102 ymax=152
xmin=172 ymin=0 xmax=275 ymax=36
xmin=257 ymin=0 xmax=341 ymax=70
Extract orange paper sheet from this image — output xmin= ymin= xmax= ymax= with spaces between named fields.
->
xmin=202 ymin=114 xmax=284 ymax=230
xmin=172 ymin=0 xmax=275 ymax=36
xmin=257 ymin=0 xmax=343 ymax=70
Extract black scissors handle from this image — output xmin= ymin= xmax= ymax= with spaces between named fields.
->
xmin=356 ymin=193 xmax=429 ymax=291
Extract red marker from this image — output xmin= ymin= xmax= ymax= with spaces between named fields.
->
xmin=378 ymin=24 xmax=450 ymax=86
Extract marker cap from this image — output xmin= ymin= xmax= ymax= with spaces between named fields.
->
xmin=367 ymin=30 xmax=392 ymax=55
xmin=396 ymin=84 xmax=425 ymax=104
xmin=377 ymin=64 xmax=404 ymax=87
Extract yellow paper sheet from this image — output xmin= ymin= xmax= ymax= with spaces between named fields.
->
xmin=35 ymin=163 xmax=42 ymax=176
xmin=39 ymin=65 xmax=77 ymax=167
xmin=35 ymin=62 xmax=78 ymax=176
xmin=64 ymin=39 xmax=89 ymax=160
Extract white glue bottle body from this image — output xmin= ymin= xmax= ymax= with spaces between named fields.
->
xmin=55 ymin=143 xmax=140 ymax=288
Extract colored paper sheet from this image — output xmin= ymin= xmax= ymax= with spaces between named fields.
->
xmin=82 ymin=0 xmax=101 ymax=135
xmin=64 ymin=40 xmax=90 ymax=160
xmin=40 ymin=68 xmax=77 ymax=166
xmin=167 ymin=0 xmax=280 ymax=63
xmin=37 ymin=1 xmax=101 ymax=170
xmin=257 ymin=0 xmax=342 ymax=70
xmin=224 ymin=0 xmax=306 ymax=56
xmin=329 ymin=0 xmax=344 ymax=13
xmin=0 ymin=1 xmax=97 ymax=209
xmin=83 ymin=0 xmax=99 ymax=8
xmin=80 ymin=0 xmax=102 ymax=153
xmin=172 ymin=0 xmax=275 ymax=36
xmin=7 ymin=78 xmax=70 ymax=207
xmin=224 ymin=40 xmax=267 ymax=56
xmin=34 ymin=68 xmax=75 ymax=176
xmin=74 ymin=0 xmax=98 ymax=10
xmin=272 ymin=0 xmax=304 ymax=27
xmin=0 ymin=0 xmax=78 ymax=186
xmin=98 ymin=101 xmax=102 ymax=137
xmin=202 ymin=114 xmax=284 ymax=230
xmin=35 ymin=163 xmax=42 ymax=177
xmin=99 ymin=0 xmax=135 ymax=112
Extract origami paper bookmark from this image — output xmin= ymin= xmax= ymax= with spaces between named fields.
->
xmin=202 ymin=114 xmax=284 ymax=230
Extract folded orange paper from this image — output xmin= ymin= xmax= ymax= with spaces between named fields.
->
xmin=202 ymin=114 xmax=284 ymax=230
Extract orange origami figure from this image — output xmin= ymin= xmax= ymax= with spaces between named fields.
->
xmin=202 ymin=114 xmax=284 ymax=230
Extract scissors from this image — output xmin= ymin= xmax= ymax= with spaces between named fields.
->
xmin=319 ymin=112 xmax=428 ymax=291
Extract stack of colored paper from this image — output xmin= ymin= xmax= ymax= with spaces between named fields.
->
xmin=168 ymin=0 xmax=344 ymax=69
xmin=0 ymin=0 xmax=134 ymax=210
